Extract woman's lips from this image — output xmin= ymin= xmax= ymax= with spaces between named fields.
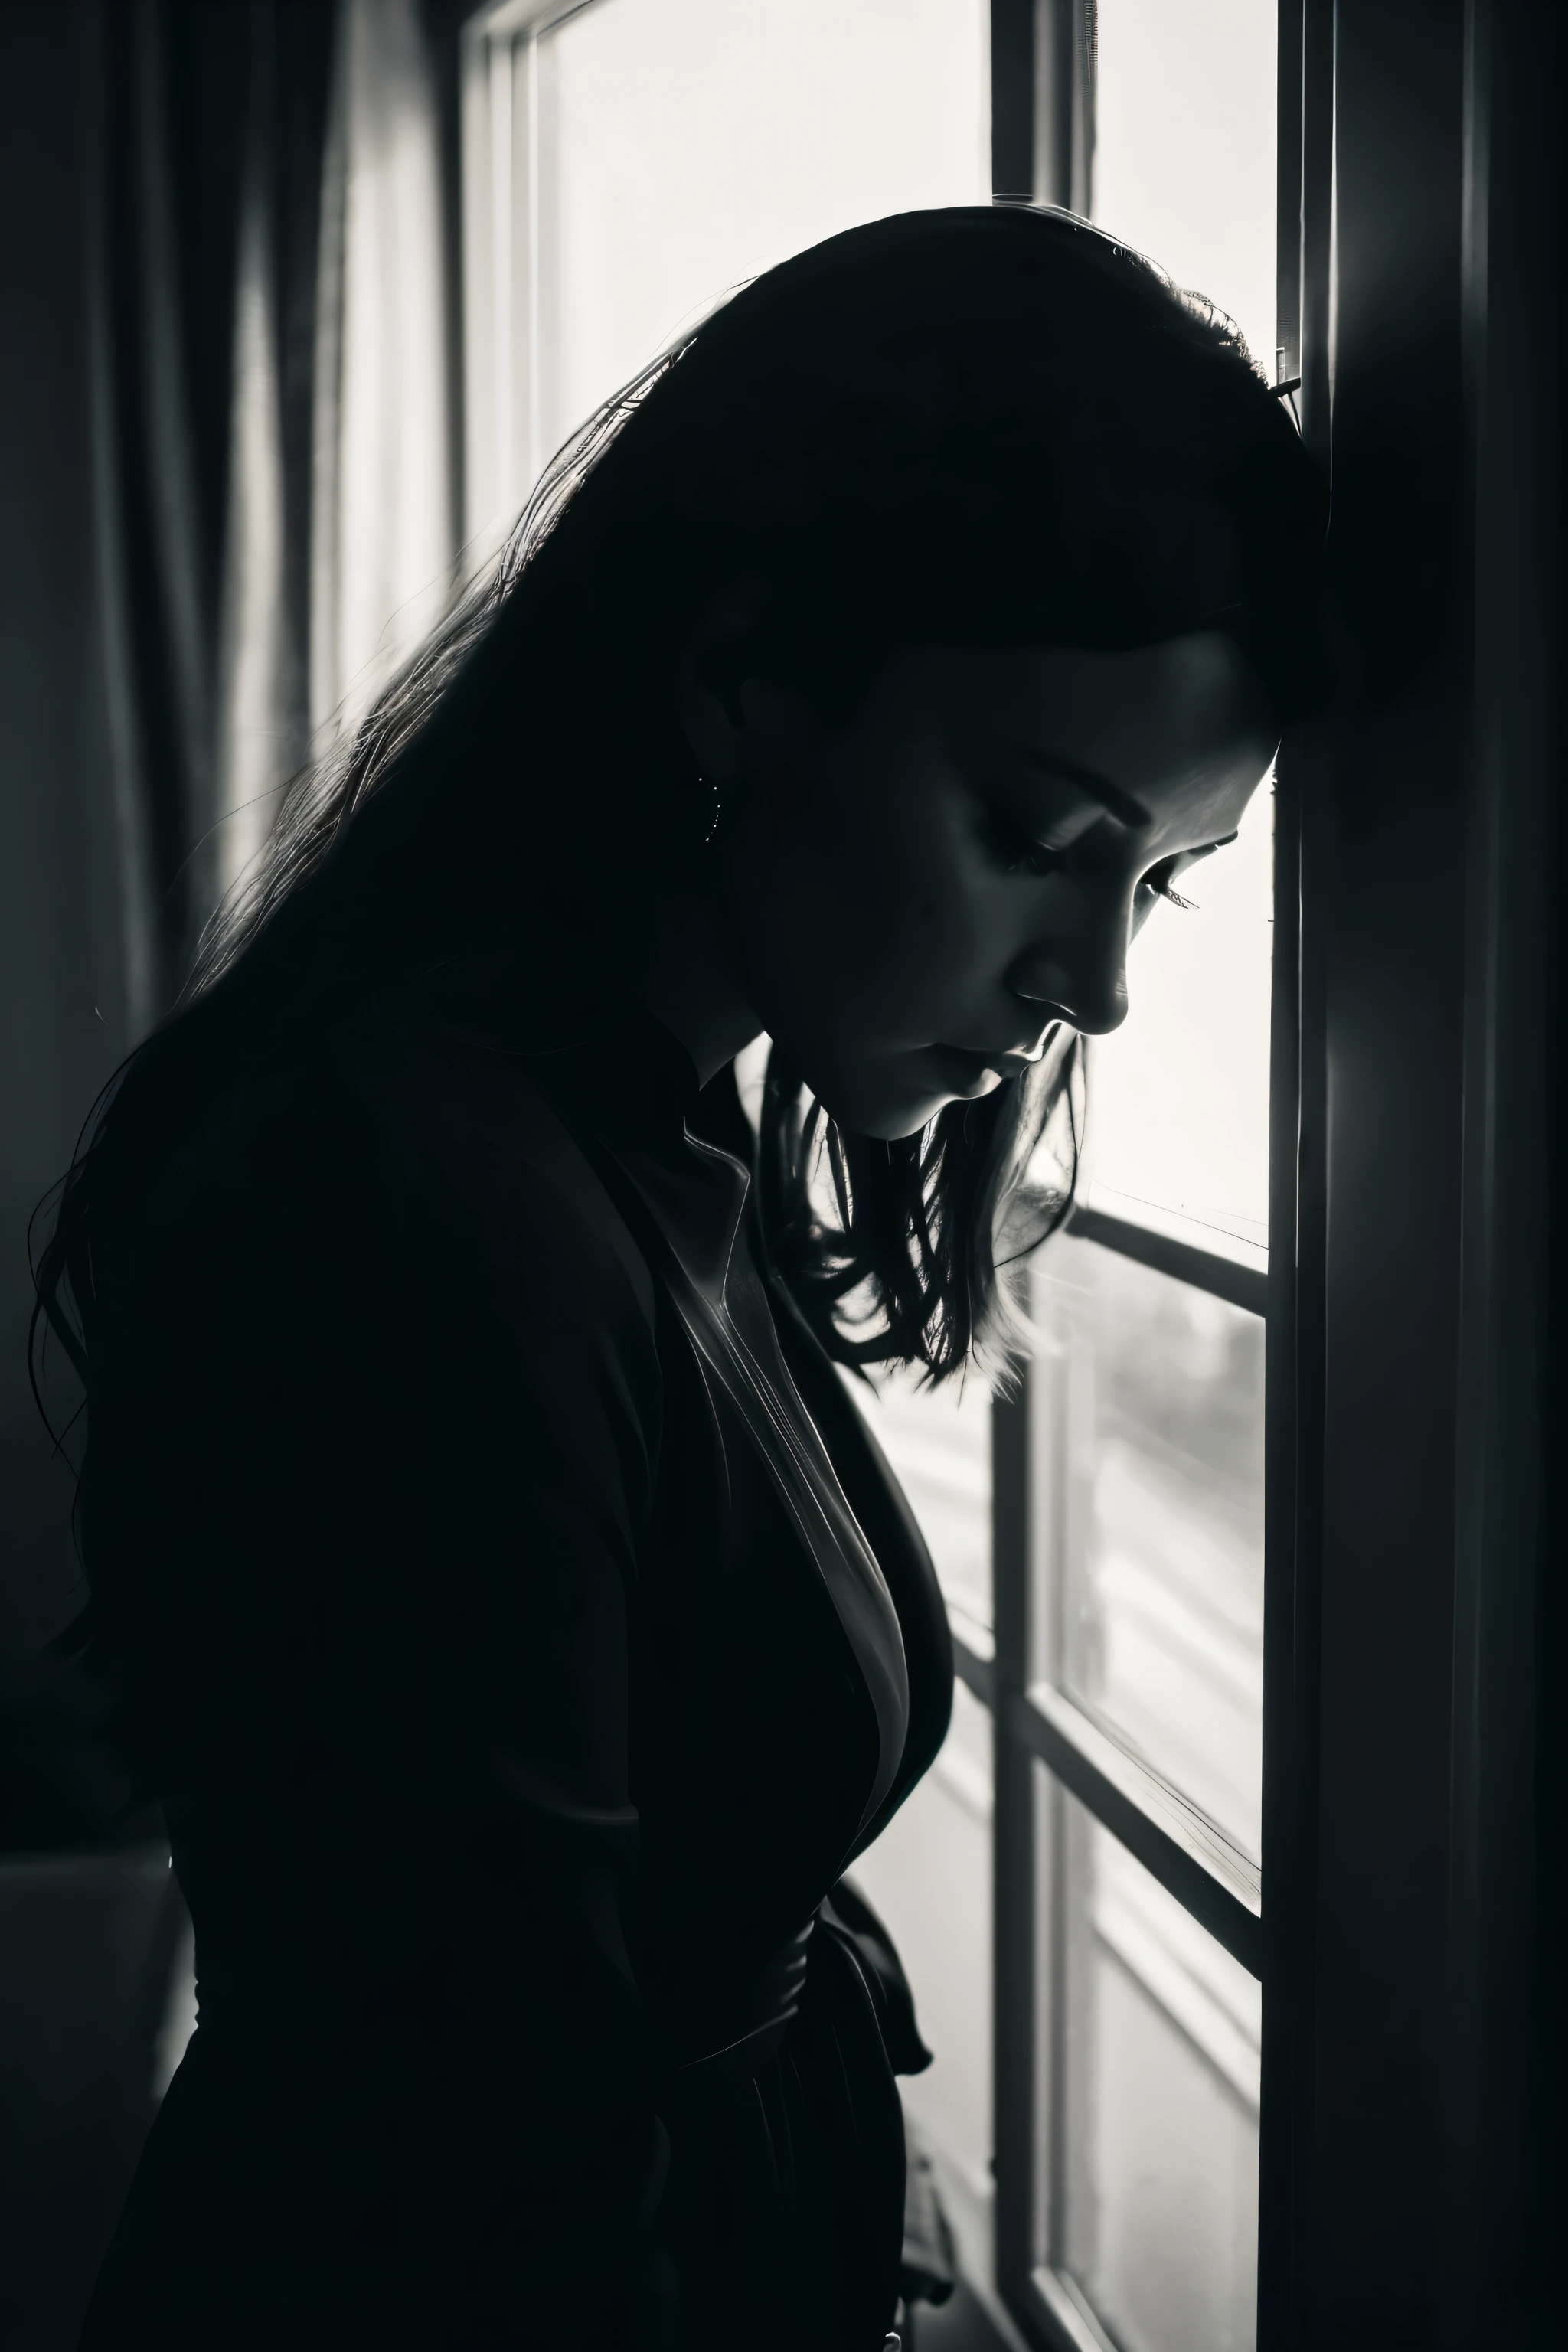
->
xmin=924 ymin=1044 xmax=1012 ymax=1095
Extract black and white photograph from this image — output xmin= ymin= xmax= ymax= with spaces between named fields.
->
xmin=0 ymin=5 xmax=1562 ymax=2348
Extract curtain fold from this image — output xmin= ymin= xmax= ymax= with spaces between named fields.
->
xmin=312 ymin=0 xmax=456 ymax=750
xmin=83 ymin=0 xmax=456 ymax=1033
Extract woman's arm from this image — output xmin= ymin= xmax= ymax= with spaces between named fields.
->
xmin=390 ymin=1034 xmax=677 ymax=2341
xmin=81 ymin=1031 xmax=678 ymax=2346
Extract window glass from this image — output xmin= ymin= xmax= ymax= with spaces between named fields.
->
xmin=859 ymin=1365 xmax=994 ymax=1648
xmin=1085 ymin=785 xmax=1275 ymax=1260
xmin=1031 ymin=1234 xmax=1265 ymax=1864
xmin=736 ymin=1035 xmax=995 ymax=1646
xmin=1093 ymin=0 xmax=1278 ymax=370
xmin=851 ymin=1679 xmax=995 ymax=2200
xmin=526 ymin=0 xmax=988 ymax=478
xmin=1039 ymin=1777 xmax=1261 ymax=2352
xmin=1084 ymin=0 xmax=1278 ymax=1250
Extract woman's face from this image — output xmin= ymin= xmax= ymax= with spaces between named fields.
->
xmin=686 ymin=629 xmax=1279 ymax=1142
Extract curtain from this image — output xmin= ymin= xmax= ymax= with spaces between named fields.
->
xmin=0 ymin=14 xmax=464 ymax=2336
xmin=311 ymin=0 xmax=457 ymax=759
xmin=83 ymin=0 xmax=458 ymax=1037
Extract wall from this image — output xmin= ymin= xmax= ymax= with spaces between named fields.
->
xmin=0 ymin=2 xmax=130 ymax=1674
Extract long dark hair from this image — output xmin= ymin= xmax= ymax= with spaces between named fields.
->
xmin=34 ymin=205 xmax=1325 ymax=1415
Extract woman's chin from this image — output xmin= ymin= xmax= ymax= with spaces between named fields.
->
xmin=809 ymin=1055 xmax=1002 ymax=1141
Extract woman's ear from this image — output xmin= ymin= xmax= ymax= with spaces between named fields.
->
xmin=671 ymin=590 xmax=773 ymax=779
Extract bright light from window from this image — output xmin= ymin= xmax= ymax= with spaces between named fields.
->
xmin=1087 ymin=782 xmax=1276 ymax=1256
xmin=1085 ymin=0 xmax=1279 ymax=1256
xmin=1093 ymin=0 xmax=1279 ymax=375
xmin=479 ymin=0 xmax=987 ymax=515
xmin=1042 ymin=1781 xmax=1263 ymax=2352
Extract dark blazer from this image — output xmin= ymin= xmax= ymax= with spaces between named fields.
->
xmin=71 ymin=999 xmax=955 ymax=2352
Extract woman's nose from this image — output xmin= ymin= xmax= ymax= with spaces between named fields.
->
xmin=1005 ymin=919 xmax=1130 ymax=1038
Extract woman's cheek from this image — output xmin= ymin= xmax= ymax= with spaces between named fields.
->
xmin=919 ymin=855 xmax=1005 ymax=959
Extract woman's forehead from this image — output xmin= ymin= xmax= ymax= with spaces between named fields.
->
xmin=887 ymin=634 xmax=1276 ymax=794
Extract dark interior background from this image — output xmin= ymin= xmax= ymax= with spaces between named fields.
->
xmin=2 ymin=12 xmax=159 ymax=2343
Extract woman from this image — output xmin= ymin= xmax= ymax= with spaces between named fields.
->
xmin=34 ymin=207 xmax=1324 ymax=2350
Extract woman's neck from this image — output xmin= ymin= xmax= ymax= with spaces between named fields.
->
xmin=640 ymin=877 xmax=763 ymax=1088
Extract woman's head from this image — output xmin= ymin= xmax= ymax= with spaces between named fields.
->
xmin=672 ymin=629 xmax=1276 ymax=1142
xmin=523 ymin=206 xmax=1321 ymax=1363
xmin=50 ymin=204 xmax=1327 ymax=1385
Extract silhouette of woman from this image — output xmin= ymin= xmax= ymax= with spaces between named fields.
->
xmin=33 ymin=207 xmax=1324 ymax=2350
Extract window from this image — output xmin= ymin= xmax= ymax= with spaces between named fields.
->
xmin=460 ymin=5 xmax=1565 ymax=2346
xmin=462 ymin=5 xmax=1280 ymax=2344
xmin=854 ymin=14 xmax=1281 ymax=2350
xmin=460 ymin=0 xmax=989 ymax=556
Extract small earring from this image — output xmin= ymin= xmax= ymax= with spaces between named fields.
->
xmin=698 ymin=773 xmax=721 ymax=846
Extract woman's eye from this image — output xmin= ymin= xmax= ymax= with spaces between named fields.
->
xmin=981 ymin=806 xmax=1065 ymax=879
xmin=1139 ymin=856 xmax=1198 ymax=910
xmin=1138 ymin=834 xmax=1233 ymax=910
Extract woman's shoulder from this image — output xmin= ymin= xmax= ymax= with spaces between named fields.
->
xmin=354 ymin=1014 xmax=660 ymax=1339
xmin=88 ymin=1001 xmax=660 ymax=1377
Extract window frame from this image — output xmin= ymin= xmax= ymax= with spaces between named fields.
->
xmin=1259 ymin=5 xmax=1560 ymax=2342
xmin=987 ymin=11 xmax=1280 ymax=2347
xmin=452 ymin=4 xmax=1566 ymax=2342
xmin=988 ymin=1189 xmax=1274 ymax=2351
xmin=459 ymin=0 xmax=596 ymax=563
xmin=988 ymin=8 xmax=1563 ymax=2350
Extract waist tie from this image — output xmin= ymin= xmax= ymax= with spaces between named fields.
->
xmin=666 ymin=1915 xmax=816 ymax=2105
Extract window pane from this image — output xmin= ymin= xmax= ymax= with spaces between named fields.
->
xmin=852 ymin=1679 xmax=994 ymax=2197
xmin=1031 ymin=1235 xmax=1264 ymax=1864
xmin=1084 ymin=784 xmax=1275 ymax=1259
xmin=857 ymin=1364 xmax=994 ymax=1645
xmin=1094 ymin=0 xmax=1278 ymax=371
xmin=531 ymin=0 xmax=988 ymax=473
xmin=1037 ymin=1774 xmax=1259 ymax=2352
xmin=1086 ymin=0 xmax=1278 ymax=1251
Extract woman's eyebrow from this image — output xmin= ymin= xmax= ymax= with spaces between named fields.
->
xmin=987 ymin=737 xmax=1152 ymax=829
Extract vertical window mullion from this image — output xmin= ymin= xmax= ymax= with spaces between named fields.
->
xmin=991 ymin=1376 xmax=1039 ymax=2325
xmin=1257 ymin=752 xmax=1314 ymax=2347
xmin=988 ymin=12 xmax=1039 ymax=2333
xmin=993 ymin=17 xmax=1062 ymax=2344
xmin=1256 ymin=13 xmax=1323 ymax=2342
